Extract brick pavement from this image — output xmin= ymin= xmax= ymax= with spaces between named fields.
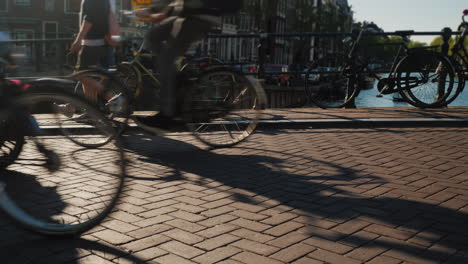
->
xmin=1 ymin=124 xmax=468 ymax=263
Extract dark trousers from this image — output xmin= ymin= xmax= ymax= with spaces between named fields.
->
xmin=144 ymin=17 xmax=211 ymax=117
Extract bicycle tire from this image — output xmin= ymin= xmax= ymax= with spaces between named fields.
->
xmin=0 ymin=88 xmax=125 ymax=236
xmin=304 ymin=53 xmax=358 ymax=108
xmin=442 ymin=52 xmax=467 ymax=106
xmin=396 ymin=50 xmax=455 ymax=108
xmin=182 ymin=67 xmax=266 ymax=148
xmin=116 ymin=63 xmax=142 ymax=100
xmin=0 ymin=120 xmax=24 ymax=170
xmin=63 ymin=69 xmax=130 ymax=148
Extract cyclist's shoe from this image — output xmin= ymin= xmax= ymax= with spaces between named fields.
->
xmin=70 ymin=113 xmax=92 ymax=122
xmin=106 ymin=94 xmax=128 ymax=115
xmin=135 ymin=115 xmax=184 ymax=135
xmin=54 ymin=103 xmax=76 ymax=118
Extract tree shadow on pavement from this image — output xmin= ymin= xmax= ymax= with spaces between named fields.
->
xmin=122 ymin=132 xmax=468 ymax=263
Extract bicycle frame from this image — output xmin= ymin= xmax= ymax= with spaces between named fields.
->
xmin=345 ymin=29 xmax=412 ymax=96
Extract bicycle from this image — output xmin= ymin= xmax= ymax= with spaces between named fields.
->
xmin=439 ymin=9 xmax=468 ymax=106
xmin=0 ymin=58 xmax=126 ymax=236
xmin=114 ymin=24 xmax=267 ymax=147
xmin=304 ymin=28 xmax=456 ymax=108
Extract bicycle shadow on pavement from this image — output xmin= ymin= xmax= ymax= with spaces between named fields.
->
xmin=122 ymin=132 xmax=468 ymax=263
xmin=0 ymin=237 xmax=146 ymax=264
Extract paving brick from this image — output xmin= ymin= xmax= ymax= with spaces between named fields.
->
xmin=232 ymin=251 xmax=283 ymax=264
xmin=134 ymin=247 xmax=167 ymax=261
xmin=345 ymin=241 xmax=389 ymax=261
xmin=230 ymin=202 xmax=266 ymax=213
xmin=231 ymin=239 xmax=279 ymax=255
xmin=201 ymin=206 xmax=236 ymax=217
xmin=153 ymin=254 xmax=196 ymax=264
xmin=159 ymin=241 xmax=205 ymax=259
xmin=231 ymin=228 xmax=276 ymax=243
xmin=169 ymin=210 xmax=207 ymax=222
xmin=264 ymin=221 xmax=304 ymax=236
xmin=303 ymin=237 xmax=353 ymax=254
xmin=270 ymin=243 xmax=316 ymax=262
xmin=261 ymin=212 xmax=298 ymax=225
xmin=127 ymin=224 xmax=173 ymax=239
xmin=91 ymin=229 xmax=134 ymax=245
xmin=367 ymin=255 xmax=405 ymax=264
xmin=122 ymin=234 xmax=171 ymax=252
xmin=193 ymin=247 xmax=242 ymax=264
xmin=365 ymin=224 xmax=415 ymax=240
xmin=162 ymin=229 xmax=204 ymax=244
xmin=229 ymin=209 xmax=269 ymax=221
xmin=138 ymin=206 xmax=177 ymax=218
xmin=332 ymin=219 xmax=371 ymax=235
xmin=166 ymin=219 xmax=206 ymax=233
xmin=101 ymin=219 xmax=140 ymax=233
xmin=196 ymin=224 xmax=239 ymax=238
xmin=195 ymin=234 xmax=241 ymax=250
xmin=198 ymin=214 xmax=238 ymax=227
xmin=292 ymin=256 xmax=324 ymax=264
xmin=229 ymin=218 xmax=272 ymax=232
xmin=77 ymin=255 xmax=115 ymax=264
xmin=134 ymin=215 xmax=174 ymax=227
xmin=308 ymin=249 xmax=362 ymax=264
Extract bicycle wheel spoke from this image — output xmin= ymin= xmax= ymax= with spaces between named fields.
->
xmin=187 ymin=71 xmax=264 ymax=147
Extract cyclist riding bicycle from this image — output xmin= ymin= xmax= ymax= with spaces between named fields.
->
xmin=134 ymin=0 xmax=242 ymax=130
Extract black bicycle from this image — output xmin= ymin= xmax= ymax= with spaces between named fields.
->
xmin=440 ymin=9 xmax=468 ymax=106
xmin=0 ymin=58 xmax=126 ymax=237
xmin=304 ymin=28 xmax=456 ymax=108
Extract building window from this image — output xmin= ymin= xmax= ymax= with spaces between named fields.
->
xmin=45 ymin=0 xmax=55 ymax=11
xmin=0 ymin=0 xmax=8 ymax=12
xmin=15 ymin=0 xmax=31 ymax=6
xmin=64 ymin=0 xmax=80 ymax=14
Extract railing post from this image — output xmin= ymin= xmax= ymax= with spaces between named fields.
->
xmin=34 ymin=41 xmax=41 ymax=73
xmin=257 ymin=33 xmax=268 ymax=80
xmin=56 ymin=40 xmax=65 ymax=76
xmin=344 ymin=29 xmax=360 ymax=109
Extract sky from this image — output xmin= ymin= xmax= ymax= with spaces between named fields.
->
xmin=349 ymin=0 xmax=467 ymax=44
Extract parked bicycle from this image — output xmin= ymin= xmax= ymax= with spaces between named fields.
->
xmin=304 ymin=28 xmax=456 ymax=108
xmin=440 ymin=9 xmax=468 ymax=106
xmin=0 ymin=57 xmax=126 ymax=236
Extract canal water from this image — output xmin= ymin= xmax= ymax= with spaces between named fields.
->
xmin=353 ymin=80 xmax=468 ymax=107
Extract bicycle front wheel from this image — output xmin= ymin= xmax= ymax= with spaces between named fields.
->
xmin=0 ymin=89 xmax=125 ymax=236
xmin=396 ymin=51 xmax=455 ymax=108
xmin=183 ymin=68 xmax=266 ymax=148
xmin=65 ymin=69 xmax=131 ymax=148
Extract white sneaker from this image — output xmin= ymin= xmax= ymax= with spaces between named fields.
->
xmin=54 ymin=103 xmax=76 ymax=118
xmin=106 ymin=94 xmax=127 ymax=114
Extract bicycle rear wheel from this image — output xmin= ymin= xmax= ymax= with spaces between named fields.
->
xmin=396 ymin=51 xmax=455 ymax=108
xmin=183 ymin=68 xmax=266 ymax=148
xmin=304 ymin=53 xmax=358 ymax=108
xmin=0 ymin=89 xmax=125 ymax=236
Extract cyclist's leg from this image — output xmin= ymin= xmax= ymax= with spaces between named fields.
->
xmin=76 ymin=46 xmax=107 ymax=102
xmin=158 ymin=17 xmax=211 ymax=118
